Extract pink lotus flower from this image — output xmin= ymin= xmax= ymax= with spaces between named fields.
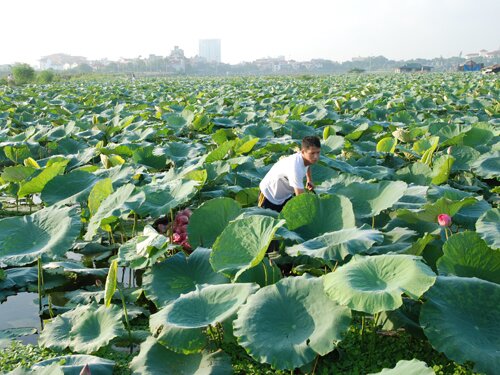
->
xmin=172 ymin=233 xmax=182 ymax=243
xmin=437 ymin=214 xmax=452 ymax=227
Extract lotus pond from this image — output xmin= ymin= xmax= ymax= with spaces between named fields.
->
xmin=0 ymin=73 xmax=498 ymax=374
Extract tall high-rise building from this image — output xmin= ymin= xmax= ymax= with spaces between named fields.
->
xmin=199 ymin=39 xmax=221 ymax=63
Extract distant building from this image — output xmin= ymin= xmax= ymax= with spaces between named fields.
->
xmin=395 ymin=63 xmax=432 ymax=73
xmin=167 ymin=46 xmax=186 ymax=73
xmin=199 ymin=39 xmax=221 ymax=63
xmin=39 ymin=53 xmax=87 ymax=70
xmin=458 ymin=60 xmax=484 ymax=72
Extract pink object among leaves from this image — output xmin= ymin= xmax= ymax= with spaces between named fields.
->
xmin=437 ymin=214 xmax=452 ymax=227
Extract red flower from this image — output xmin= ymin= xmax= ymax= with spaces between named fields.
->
xmin=437 ymin=214 xmax=452 ymax=227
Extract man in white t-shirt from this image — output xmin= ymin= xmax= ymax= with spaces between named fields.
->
xmin=258 ymin=136 xmax=321 ymax=212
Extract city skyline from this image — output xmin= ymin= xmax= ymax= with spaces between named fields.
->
xmin=1 ymin=0 xmax=499 ymax=66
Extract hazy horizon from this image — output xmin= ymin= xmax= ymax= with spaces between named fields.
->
xmin=2 ymin=0 xmax=499 ymax=66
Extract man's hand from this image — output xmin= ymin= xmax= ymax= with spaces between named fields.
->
xmin=306 ymin=181 xmax=315 ymax=191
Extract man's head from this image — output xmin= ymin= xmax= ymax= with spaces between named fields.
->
xmin=301 ymin=136 xmax=321 ymax=166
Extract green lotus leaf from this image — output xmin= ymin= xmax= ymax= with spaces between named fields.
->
xmin=130 ymin=336 xmax=232 ymax=375
xmin=233 ymin=275 xmax=351 ymax=370
xmin=395 ymin=162 xmax=432 ymax=186
xmin=368 ymin=359 xmax=435 ymax=375
xmin=448 ymin=145 xmax=481 ymax=171
xmin=476 ymin=208 xmax=500 ymax=249
xmin=18 ymin=159 xmax=69 ymax=197
xmin=142 ymin=248 xmax=229 ymax=308
xmin=333 ymin=181 xmax=407 ymax=219
xmin=236 ymin=257 xmax=283 ymax=287
xmin=88 ymin=178 xmax=114 ymax=216
xmin=471 ymin=151 xmax=500 ymax=179
xmin=69 ymin=304 xmax=125 ymax=353
xmin=420 ymin=276 xmax=500 ymax=375
xmin=150 ymin=283 xmax=258 ymax=353
xmin=462 ymin=122 xmax=495 ymax=148
xmin=132 ymin=146 xmax=167 ymax=170
xmin=210 ymin=215 xmax=285 ymax=279
xmin=188 ymin=197 xmax=242 ymax=248
xmin=6 ymin=363 xmax=64 ymax=375
xmin=84 ymin=183 xmax=136 ymax=241
xmin=0 ymin=327 xmax=37 ymax=349
xmin=376 ymin=137 xmax=397 ymax=153
xmin=41 ymin=170 xmax=101 ymax=206
xmin=33 ymin=355 xmax=115 ymax=375
xmin=286 ymin=226 xmax=384 ymax=261
xmin=430 ymin=155 xmax=454 ymax=185
xmin=324 ymin=255 xmax=436 ymax=313
xmin=39 ymin=314 xmax=74 ymax=351
xmin=437 ymin=232 xmax=500 ymax=283
xmin=43 ymin=261 xmax=108 ymax=278
xmin=0 ymin=205 xmax=80 ymax=266
xmin=134 ymin=179 xmax=199 ymax=218
xmin=1 ymin=165 xmax=36 ymax=183
xmin=279 ymin=194 xmax=355 ymax=239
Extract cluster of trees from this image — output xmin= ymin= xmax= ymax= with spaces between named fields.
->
xmin=1 ymin=64 xmax=56 ymax=85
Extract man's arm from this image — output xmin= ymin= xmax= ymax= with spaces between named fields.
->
xmin=306 ymin=168 xmax=314 ymax=190
xmin=293 ymin=187 xmax=305 ymax=195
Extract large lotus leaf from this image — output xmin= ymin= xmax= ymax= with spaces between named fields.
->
xmin=324 ymin=255 xmax=436 ymax=314
xmin=437 ymin=232 xmax=500 ymax=283
xmin=420 ymin=276 xmax=500 ymax=375
xmin=69 ymin=304 xmax=125 ymax=353
xmin=142 ymin=248 xmax=229 ymax=308
xmin=132 ymin=146 xmax=167 ymax=170
xmin=84 ymin=183 xmax=136 ymax=241
xmin=130 ymin=337 xmax=232 ymax=375
xmin=210 ymin=216 xmax=285 ymax=279
xmin=88 ymin=178 xmax=114 ymax=217
xmin=395 ymin=162 xmax=432 ymax=186
xmin=233 ymin=275 xmax=351 ymax=370
xmin=41 ymin=170 xmax=101 ymax=206
xmin=116 ymin=229 xmax=170 ymax=270
xmin=32 ymin=355 xmax=115 ymax=375
xmin=1 ymin=165 xmax=36 ymax=182
xmin=39 ymin=311 xmax=80 ymax=351
xmin=134 ymin=179 xmax=199 ymax=218
xmin=43 ymin=261 xmax=108 ymax=278
xmin=0 ymin=205 xmax=80 ymax=266
xmin=150 ymin=283 xmax=258 ymax=353
xmin=188 ymin=197 xmax=242 ymax=248
xmin=286 ymin=226 xmax=384 ymax=261
xmin=6 ymin=363 xmax=64 ymax=375
xmin=471 ymin=151 xmax=499 ymax=179
xmin=333 ymin=181 xmax=407 ymax=218
xmin=279 ymin=194 xmax=355 ymax=240
xmin=368 ymin=359 xmax=435 ymax=375
xmin=448 ymin=145 xmax=481 ymax=171
xmin=18 ymin=159 xmax=69 ymax=197
xmin=476 ymin=208 xmax=500 ymax=249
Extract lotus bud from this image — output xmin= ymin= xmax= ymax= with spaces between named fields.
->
xmin=173 ymin=233 xmax=181 ymax=243
xmin=446 ymin=147 xmax=452 ymax=155
xmin=437 ymin=214 xmax=452 ymax=227
xmin=80 ymin=364 xmax=91 ymax=375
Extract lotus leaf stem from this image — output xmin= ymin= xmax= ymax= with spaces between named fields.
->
xmin=118 ymin=288 xmax=133 ymax=353
xmin=262 ymin=261 xmax=268 ymax=286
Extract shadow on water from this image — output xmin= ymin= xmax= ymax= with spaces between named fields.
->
xmin=0 ymin=292 xmax=41 ymax=345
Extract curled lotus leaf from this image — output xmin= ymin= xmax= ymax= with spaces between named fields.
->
xmin=233 ymin=275 xmax=351 ymax=370
xmin=279 ymin=193 xmax=355 ymax=240
xmin=0 ymin=205 xmax=80 ymax=266
xmin=420 ymin=276 xmax=500 ymax=375
xmin=286 ymin=226 xmax=384 ymax=261
xmin=130 ymin=337 xmax=232 ymax=375
xmin=476 ymin=208 xmax=500 ymax=250
xmin=150 ymin=283 xmax=258 ymax=354
xmin=187 ymin=197 xmax=242 ymax=248
xmin=142 ymin=247 xmax=229 ymax=308
xmin=323 ymin=255 xmax=436 ymax=314
xmin=32 ymin=355 xmax=115 ymax=375
xmin=210 ymin=215 xmax=285 ymax=279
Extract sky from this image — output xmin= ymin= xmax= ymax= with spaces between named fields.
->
xmin=1 ymin=0 xmax=499 ymax=66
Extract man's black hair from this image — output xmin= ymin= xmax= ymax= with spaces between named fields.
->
xmin=302 ymin=136 xmax=321 ymax=149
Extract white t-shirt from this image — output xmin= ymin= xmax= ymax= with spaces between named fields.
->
xmin=259 ymin=152 xmax=309 ymax=205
